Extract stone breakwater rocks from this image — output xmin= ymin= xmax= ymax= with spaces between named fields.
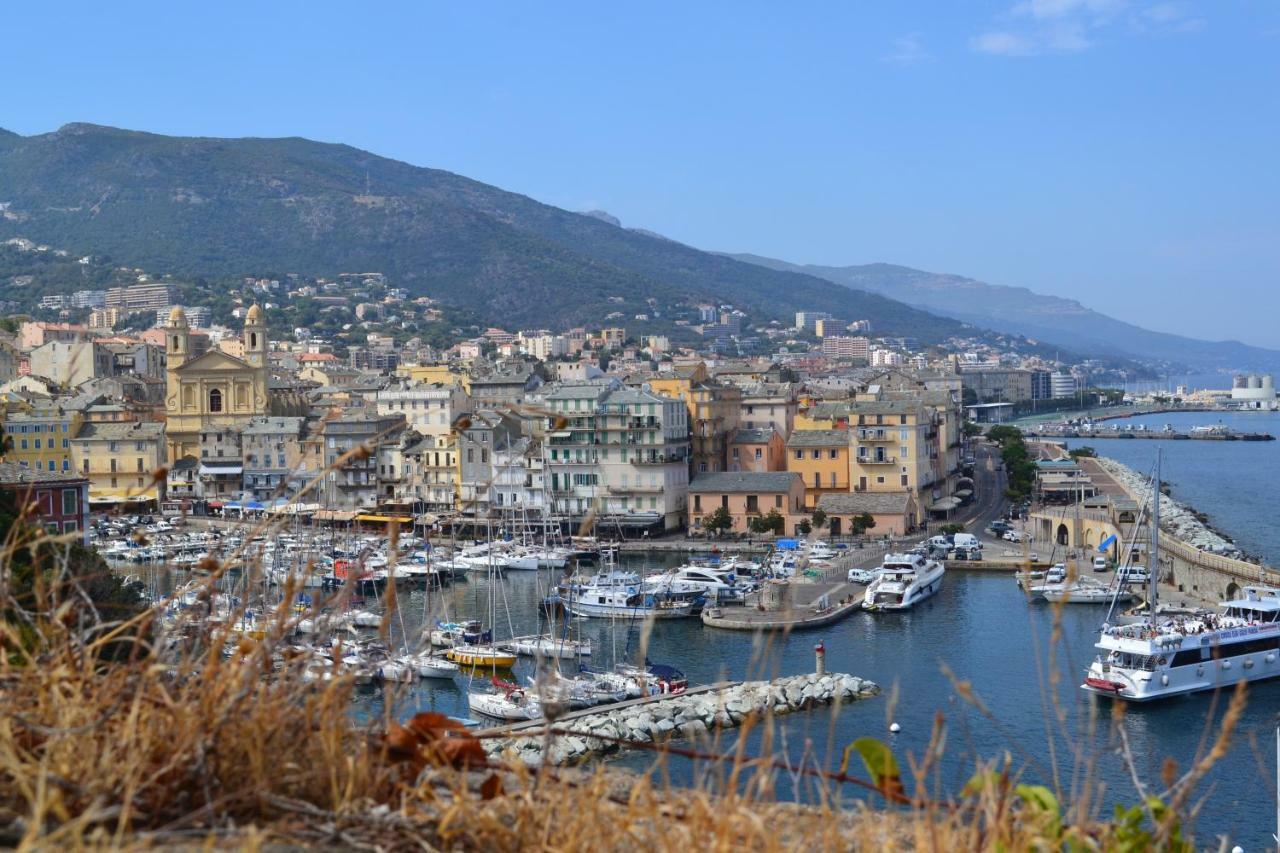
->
xmin=1096 ymin=457 xmax=1242 ymax=558
xmin=484 ymin=672 xmax=880 ymax=767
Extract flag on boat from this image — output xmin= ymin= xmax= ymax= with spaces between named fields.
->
xmin=1098 ymin=534 xmax=1117 ymax=552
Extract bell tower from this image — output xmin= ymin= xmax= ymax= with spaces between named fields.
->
xmin=243 ymin=303 xmax=267 ymax=369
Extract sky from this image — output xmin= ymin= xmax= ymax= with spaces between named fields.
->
xmin=5 ymin=1 xmax=1279 ymax=348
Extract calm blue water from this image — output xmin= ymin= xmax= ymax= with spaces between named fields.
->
xmin=355 ymin=556 xmax=1280 ymax=848
xmin=1063 ymin=410 xmax=1280 ymax=564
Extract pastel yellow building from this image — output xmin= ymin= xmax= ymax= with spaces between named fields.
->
xmin=785 ymin=429 xmax=851 ymax=509
xmin=1 ymin=408 xmax=83 ymax=475
xmin=397 ymin=363 xmax=470 ymax=392
xmin=163 ymin=306 xmax=269 ymax=463
xmin=72 ymin=420 xmax=167 ymax=506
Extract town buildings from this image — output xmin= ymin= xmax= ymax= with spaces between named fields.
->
xmin=0 ymin=461 xmax=90 ymax=543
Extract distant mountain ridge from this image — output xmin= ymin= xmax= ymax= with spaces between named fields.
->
xmin=728 ymin=254 xmax=1280 ymax=375
xmin=0 ymin=122 xmax=995 ymax=347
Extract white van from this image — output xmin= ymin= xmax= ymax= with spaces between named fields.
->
xmin=1116 ymin=565 xmax=1151 ymax=584
xmin=952 ymin=533 xmax=981 ymax=550
xmin=927 ymin=535 xmax=951 ymax=550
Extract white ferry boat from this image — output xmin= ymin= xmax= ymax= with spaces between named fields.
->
xmin=1084 ymin=586 xmax=1280 ymax=701
xmin=1078 ymin=450 xmax=1275 ymax=703
xmin=862 ymin=553 xmax=945 ymax=611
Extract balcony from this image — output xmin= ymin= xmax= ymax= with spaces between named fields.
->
xmin=608 ymin=484 xmax=664 ymax=494
xmin=631 ymin=453 xmax=685 ymax=466
xmin=857 ymin=456 xmax=897 ymax=465
xmin=857 ymin=429 xmax=894 ymax=442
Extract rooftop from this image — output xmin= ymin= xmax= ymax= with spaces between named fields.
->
xmin=688 ymin=471 xmax=800 ymax=494
xmin=75 ymin=421 xmax=164 ymax=441
xmin=817 ymin=491 xmax=914 ymax=515
xmin=0 ymin=461 xmax=88 ymax=487
xmin=786 ymin=429 xmax=849 ymax=448
xmin=730 ymin=428 xmax=778 ymax=445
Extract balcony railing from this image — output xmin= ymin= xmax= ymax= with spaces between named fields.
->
xmin=857 ymin=456 xmax=897 ymax=465
xmin=857 ymin=429 xmax=893 ymax=441
xmin=631 ymin=454 xmax=685 ymax=466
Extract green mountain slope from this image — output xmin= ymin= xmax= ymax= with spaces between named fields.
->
xmin=729 ymin=254 xmax=1280 ymax=374
xmin=0 ymin=123 xmax=970 ymax=342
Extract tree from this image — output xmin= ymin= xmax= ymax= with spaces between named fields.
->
xmin=961 ymin=421 xmax=983 ymax=438
xmin=811 ymin=509 xmax=827 ymax=531
xmin=851 ymin=512 xmax=877 ymax=536
xmin=701 ymin=505 xmax=733 ymax=537
xmin=941 ymin=522 xmax=964 ymax=535
xmin=1068 ymin=446 xmax=1097 ymax=459
xmin=748 ymin=510 xmax=785 ymax=536
xmin=797 ymin=519 xmax=812 ymax=536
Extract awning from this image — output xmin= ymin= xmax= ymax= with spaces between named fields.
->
xmin=953 ymin=489 xmax=973 ymax=499
xmin=199 ymin=464 xmax=243 ymax=475
xmin=266 ymin=502 xmax=320 ymax=515
xmin=314 ymin=509 xmax=359 ymax=522
xmin=929 ymin=497 xmax=961 ymax=511
xmin=207 ymin=500 xmax=224 ymax=509
xmin=355 ymin=514 xmax=414 ymax=524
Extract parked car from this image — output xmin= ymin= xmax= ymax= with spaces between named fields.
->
xmin=1092 ymin=557 xmax=1109 ymax=572
xmin=847 ymin=567 xmax=882 ymax=584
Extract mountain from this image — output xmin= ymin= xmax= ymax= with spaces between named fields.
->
xmin=0 ymin=123 xmax=984 ymax=345
xmin=729 ymin=255 xmax=1280 ymax=375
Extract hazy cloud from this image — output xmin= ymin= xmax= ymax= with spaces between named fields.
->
xmin=972 ymin=0 xmax=1201 ymax=56
xmin=883 ymin=32 xmax=932 ymax=65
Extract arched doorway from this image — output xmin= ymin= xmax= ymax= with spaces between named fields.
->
xmin=829 ymin=517 xmax=842 ymax=536
xmin=1226 ymin=582 xmax=1241 ymax=600
xmin=1056 ymin=523 xmax=1069 ymax=546
xmin=1084 ymin=529 xmax=1095 ymax=548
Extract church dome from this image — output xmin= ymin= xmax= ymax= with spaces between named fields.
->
xmin=168 ymin=306 xmax=188 ymax=328
xmin=245 ymin=303 xmax=264 ymax=324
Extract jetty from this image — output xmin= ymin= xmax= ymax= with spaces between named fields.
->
xmin=701 ymin=579 xmax=863 ymax=630
xmin=480 ymin=670 xmax=881 ymax=765
xmin=1024 ymin=428 xmax=1273 ymax=441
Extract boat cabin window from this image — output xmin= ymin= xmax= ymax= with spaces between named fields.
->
xmin=1224 ymin=606 xmax=1280 ymax=623
xmin=1112 ymin=652 xmax=1159 ymax=671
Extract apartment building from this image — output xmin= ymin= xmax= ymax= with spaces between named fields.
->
xmin=318 ymin=412 xmax=407 ymax=510
xmin=1 ymin=408 xmax=82 ymax=474
xmin=105 ymin=282 xmax=179 ymax=312
xmin=736 ymin=383 xmax=798 ymax=439
xmin=242 ymin=416 xmax=308 ymax=503
xmin=72 ymin=421 xmax=166 ymax=507
xmin=197 ymin=426 xmax=245 ymax=501
xmin=397 ymin=433 xmax=458 ymax=513
xmin=457 ymin=410 xmax=523 ymax=518
xmin=785 ymin=429 xmax=851 ymax=509
xmin=727 ymin=428 xmax=785 ymax=473
xmin=375 ymin=380 xmax=472 ymax=437
xmin=0 ymin=461 xmax=90 ymax=543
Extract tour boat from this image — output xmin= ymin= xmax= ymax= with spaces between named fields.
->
xmin=862 ymin=553 xmax=945 ymax=611
xmin=1084 ymin=586 xmax=1280 ymax=701
xmin=1077 ymin=451 xmax=1280 ymax=702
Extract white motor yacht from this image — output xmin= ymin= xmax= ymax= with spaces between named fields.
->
xmin=560 ymin=570 xmax=694 ymax=619
xmin=862 ymin=553 xmax=945 ymax=611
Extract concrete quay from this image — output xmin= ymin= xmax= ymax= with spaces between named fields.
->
xmin=701 ymin=580 xmax=864 ymax=631
xmin=481 ymin=670 xmax=881 ymax=766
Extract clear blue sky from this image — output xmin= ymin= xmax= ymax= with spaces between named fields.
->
xmin=6 ymin=1 xmax=1279 ymax=347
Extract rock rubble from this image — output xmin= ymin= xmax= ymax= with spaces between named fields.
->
xmin=483 ymin=671 xmax=880 ymax=766
xmin=1096 ymin=457 xmax=1242 ymax=557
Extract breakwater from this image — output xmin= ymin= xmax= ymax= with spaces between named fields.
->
xmin=1094 ymin=456 xmax=1243 ymax=558
xmin=482 ymin=671 xmax=881 ymax=766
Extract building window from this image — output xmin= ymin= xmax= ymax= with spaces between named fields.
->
xmin=813 ymin=473 xmax=820 ymax=489
xmin=755 ymin=448 xmax=762 ymax=460
xmin=829 ymin=472 xmax=836 ymax=487
xmin=209 ymin=388 xmax=223 ymax=412
xmin=829 ymin=449 xmax=838 ymax=459
xmin=901 ymin=474 xmax=909 ymax=487
xmin=62 ymin=489 xmax=77 ymax=515
xmin=794 ymin=450 xmax=802 ymax=460
xmin=774 ymin=494 xmax=782 ymax=508
xmin=746 ymin=495 xmax=759 ymax=512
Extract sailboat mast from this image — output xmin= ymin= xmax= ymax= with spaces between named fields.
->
xmin=1149 ymin=450 xmax=1161 ymax=613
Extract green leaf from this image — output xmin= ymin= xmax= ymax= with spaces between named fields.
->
xmin=1015 ymin=784 xmax=1059 ymax=815
xmin=961 ymin=769 xmax=1001 ymax=797
xmin=841 ymin=737 xmax=904 ymax=799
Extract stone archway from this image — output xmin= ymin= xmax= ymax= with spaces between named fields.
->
xmin=1056 ymin=523 xmax=1070 ymax=546
xmin=1084 ymin=528 xmax=1095 ymax=547
xmin=1226 ymin=581 xmax=1241 ymax=600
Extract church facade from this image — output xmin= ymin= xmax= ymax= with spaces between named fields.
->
xmin=163 ymin=305 xmax=270 ymax=463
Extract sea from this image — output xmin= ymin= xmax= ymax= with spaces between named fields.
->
xmin=141 ymin=409 xmax=1280 ymax=847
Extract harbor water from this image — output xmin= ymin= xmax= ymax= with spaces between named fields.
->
xmin=337 ymin=560 xmax=1280 ymax=849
